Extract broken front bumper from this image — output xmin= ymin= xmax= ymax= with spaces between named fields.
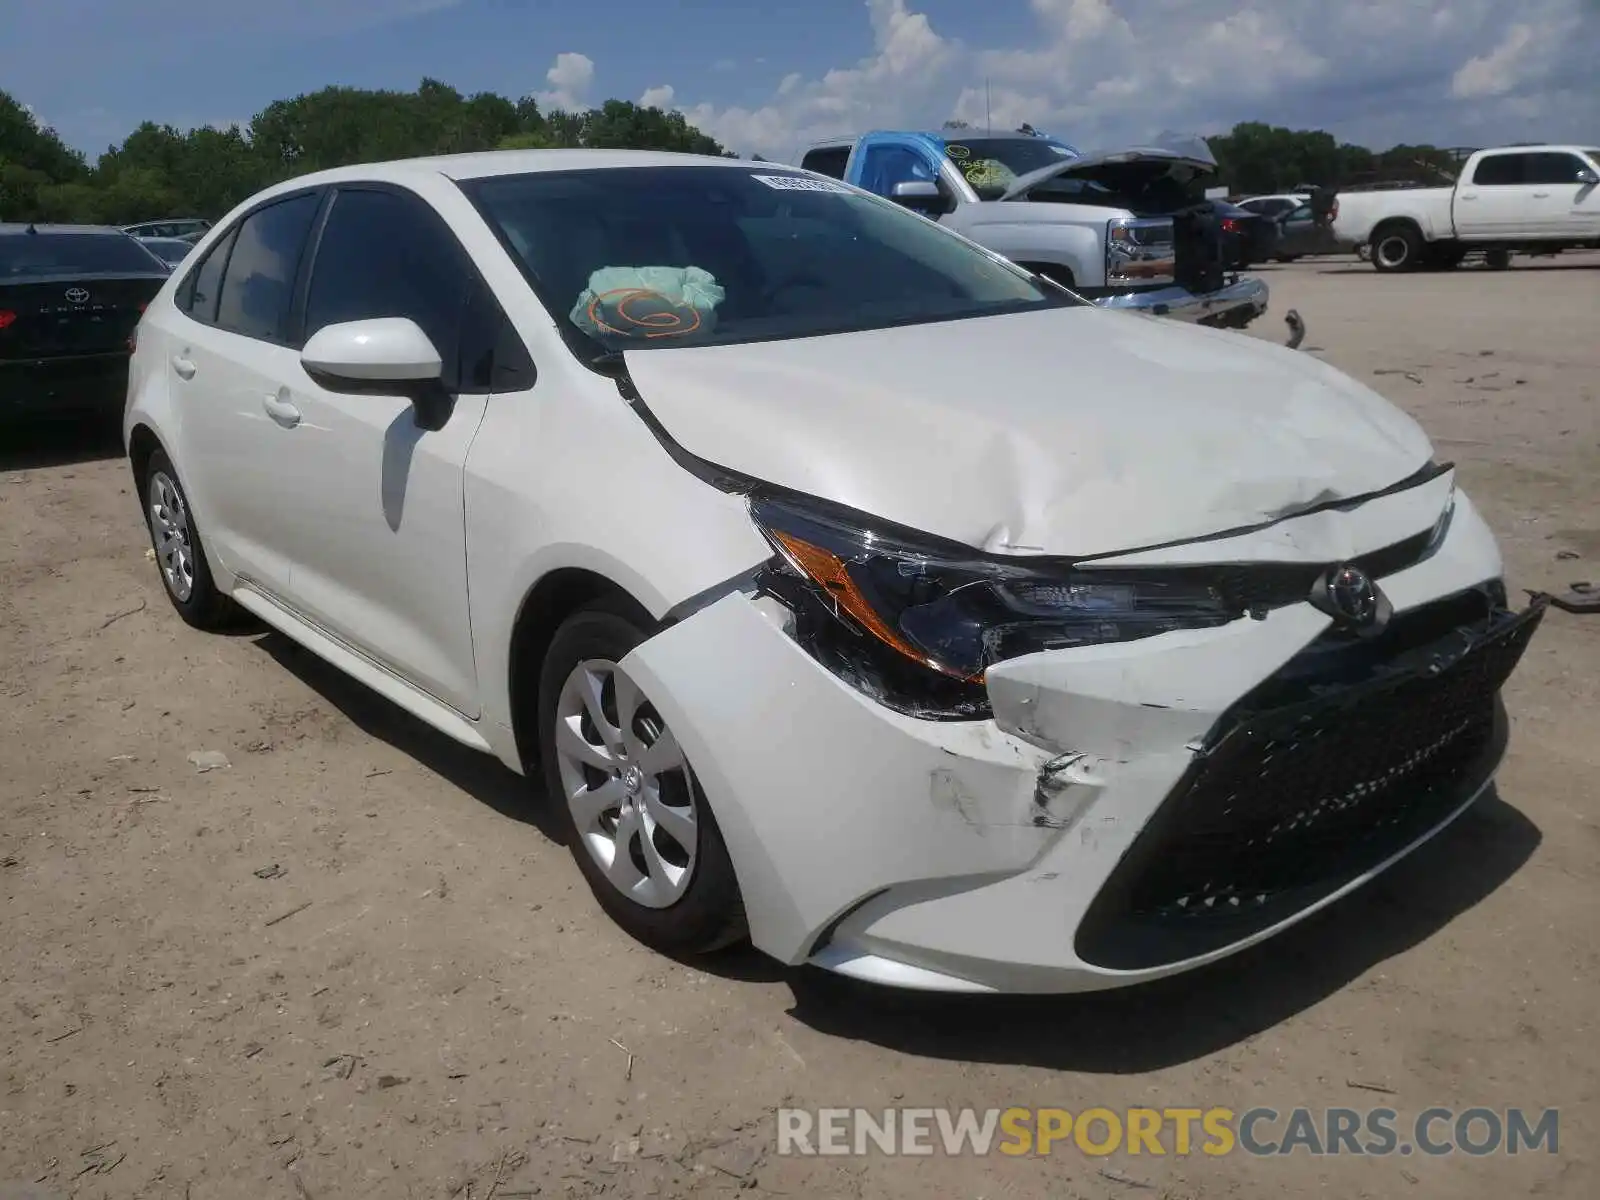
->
xmin=1098 ymin=275 xmax=1269 ymax=328
xmin=620 ymin=487 xmax=1536 ymax=994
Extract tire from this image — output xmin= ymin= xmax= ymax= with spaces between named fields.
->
xmin=537 ymin=598 xmax=747 ymax=955
xmin=1370 ymin=224 xmax=1422 ymax=272
xmin=139 ymin=449 xmax=239 ymax=630
xmin=1485 ymin=248 xmax=1512 ymax=270
xmin=1274 ymin=255 xmax=1299 ymax=263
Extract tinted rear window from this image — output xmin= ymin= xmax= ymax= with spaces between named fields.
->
xmin=0 ymin=232 xmax=165 ymax=278
xmin=1471 ymin=154 xmax=1525 ymax=185
xmin=799 ymin=147 xmax=850 ymax=179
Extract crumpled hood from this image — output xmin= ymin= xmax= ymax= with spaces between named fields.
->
xmin=622 ymin=306 xmax=1434 ymax=558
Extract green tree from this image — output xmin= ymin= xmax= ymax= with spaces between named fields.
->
xmin=0 ymin=91 xmax=87 ymax=182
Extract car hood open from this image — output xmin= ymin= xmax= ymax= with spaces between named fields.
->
xmin=620 ymin=306 xmax=1435 ymax=559
xmin=998 ymin=144 xmax=1218 ymax=203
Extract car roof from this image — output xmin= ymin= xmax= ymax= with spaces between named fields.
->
xmin=803 ymin=131 xmax=1058 ymax=152
xmin=292 ymin=149 xmax=749 ymax=187
xmin=1479 ymin=143 xmax=1592 ymax=153
xmin=0 ymin=223 xmax=135 ymax=235
xmin=223 ymin=149 xmax=770 ymax=211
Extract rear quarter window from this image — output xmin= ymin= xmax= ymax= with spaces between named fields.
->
xmin=799 ymin=147 xmax=850 ymax=180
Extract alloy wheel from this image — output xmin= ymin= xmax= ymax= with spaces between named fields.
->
xmin=148 ymin=470 xmax=195 ymax=603
xmin=1375 ymin=235 xmax=1411 ymax=269
xmin=553 ymin=659 xmax=699 ymax=909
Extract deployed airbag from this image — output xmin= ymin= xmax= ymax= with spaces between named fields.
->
xmin=570 ymin=266 xmax=725 ymax=341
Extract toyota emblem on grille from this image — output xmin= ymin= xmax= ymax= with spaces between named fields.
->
xmin=1310 ymin=563 xmax=1391 ymax=632
xmin=64 ymin=287 xmax=90 ymax=304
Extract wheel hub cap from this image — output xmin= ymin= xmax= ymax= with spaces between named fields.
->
xmin=148 ymin=471 xmax=195 ymax=603
xmin=553 ymin=660 xmax=699 ymax=909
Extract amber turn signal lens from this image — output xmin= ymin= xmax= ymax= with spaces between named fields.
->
xmin=772 ymin=530 xmax=981 ymax=681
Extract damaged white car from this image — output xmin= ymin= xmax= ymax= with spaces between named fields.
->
xmin=125 ymin=151 xmax=1545 ymax=994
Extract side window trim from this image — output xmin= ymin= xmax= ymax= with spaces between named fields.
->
xmin=287 ymin=187 xmax=339 ymax=348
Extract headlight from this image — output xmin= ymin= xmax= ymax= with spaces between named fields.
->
xmin=1106 ymin=216 xmax=1176 ymax=288
xmin=749 ymin=495 xmax=1237 ymax=719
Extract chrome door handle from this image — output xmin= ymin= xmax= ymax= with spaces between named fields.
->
xmin=171 ymin=356 xmax=197 ymax=379
xmin=262 ymin=392 xmax=302 ymax=427
xmin=1532 ymin=191 xmax=1550 ymax=198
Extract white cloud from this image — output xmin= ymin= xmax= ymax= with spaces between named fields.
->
xmin=639 ymin=85 xmax=676 ymax=109
xmin=649 ymin=0 xmax=1597 ymax=160
xmin=1450 ymin=23 xmax=1535 ymax=97
xmin=536 ymin=51 xmax=595 ymax=112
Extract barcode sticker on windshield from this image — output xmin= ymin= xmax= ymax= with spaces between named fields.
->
xmin=753 ymin=174 xmax=850 ymax=193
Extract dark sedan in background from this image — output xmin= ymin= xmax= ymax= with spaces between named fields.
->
xmin=1213 ymin=200 xmax=1278 ymax=269
xmin=1 ymin=224 xmax=170 ymax=421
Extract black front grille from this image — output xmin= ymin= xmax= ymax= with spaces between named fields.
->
xmin=1075 ymin=597 xmax=1545 ymax=971
xmin=1170 ymin=529 xmax=1435 ymax=616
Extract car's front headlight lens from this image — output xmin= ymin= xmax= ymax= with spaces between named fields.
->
xmin=749 ymin=495 xmax=1237 ymax=716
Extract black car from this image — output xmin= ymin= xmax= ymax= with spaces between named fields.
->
xmin=1 ymin=224 xmax=170 ymax=421
xmin=1212 ymin=200 xmax=1277 ymax=269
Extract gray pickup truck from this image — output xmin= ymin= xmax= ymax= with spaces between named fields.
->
xmin=798 ymin=130 xmax=1271 ymax=332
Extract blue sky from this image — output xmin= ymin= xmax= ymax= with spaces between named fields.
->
xmin=6 ymin=0 xmax=1596 ymax=163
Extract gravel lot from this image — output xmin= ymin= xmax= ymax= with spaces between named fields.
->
xmin=3 ymin=254 xmax=1597 ymax=1200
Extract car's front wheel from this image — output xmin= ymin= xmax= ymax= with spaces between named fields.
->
xmin=537 ymin=600 xmax=746 ymax=955
xmin=140 ymin=450 xmax=238 ymax=630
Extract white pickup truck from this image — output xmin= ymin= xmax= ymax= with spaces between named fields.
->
xmin=1335 ymin=144 xmax=1600 ymax=271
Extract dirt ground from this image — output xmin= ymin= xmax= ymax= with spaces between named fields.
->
xmin=2 ymin=254 xmax=1598 ymax=1200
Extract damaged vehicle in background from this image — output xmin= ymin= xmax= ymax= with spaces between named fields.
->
xmin=799 ymin=130 xmax=1288 ymax=339
xmin=126 ymin=150 xmax=1543 ymax=994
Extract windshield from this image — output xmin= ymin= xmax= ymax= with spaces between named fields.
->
xmin=143 ymin=239 xmax=192 ymax=264
xmin=465 ymin=165 xmax=1077 ymax=353
xmin=942 ymin=137 xmax=1079 ymax=199
xmin=0 ymin=232 xmax=166 ymax=278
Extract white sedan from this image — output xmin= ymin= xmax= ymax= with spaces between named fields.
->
xmin=124 ymin=149 xmax=1544 ymax=994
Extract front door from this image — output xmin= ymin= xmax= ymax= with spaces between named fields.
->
xmin=262 ymin=184 xmax=495 ymax=716
xmin=843 ymin=132 xmax=956 ymax=217
xmin=1522 ymin=151 xmax=1600 ymax=236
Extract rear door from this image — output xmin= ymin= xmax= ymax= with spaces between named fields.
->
xmin=1455 ymin=152 xmax=1536 ymax=237
xmin=167 ymin=190 xmax=324 ymax=597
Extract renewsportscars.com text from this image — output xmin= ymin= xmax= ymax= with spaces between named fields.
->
xmin=777 ymin=1106 xmax=1559 ymax=1158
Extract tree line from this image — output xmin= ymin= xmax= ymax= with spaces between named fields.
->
xmin=1 ymin=80 xmax=729 ymax=225
xmin=4 ymin=79 xmax=1478 ymax=225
